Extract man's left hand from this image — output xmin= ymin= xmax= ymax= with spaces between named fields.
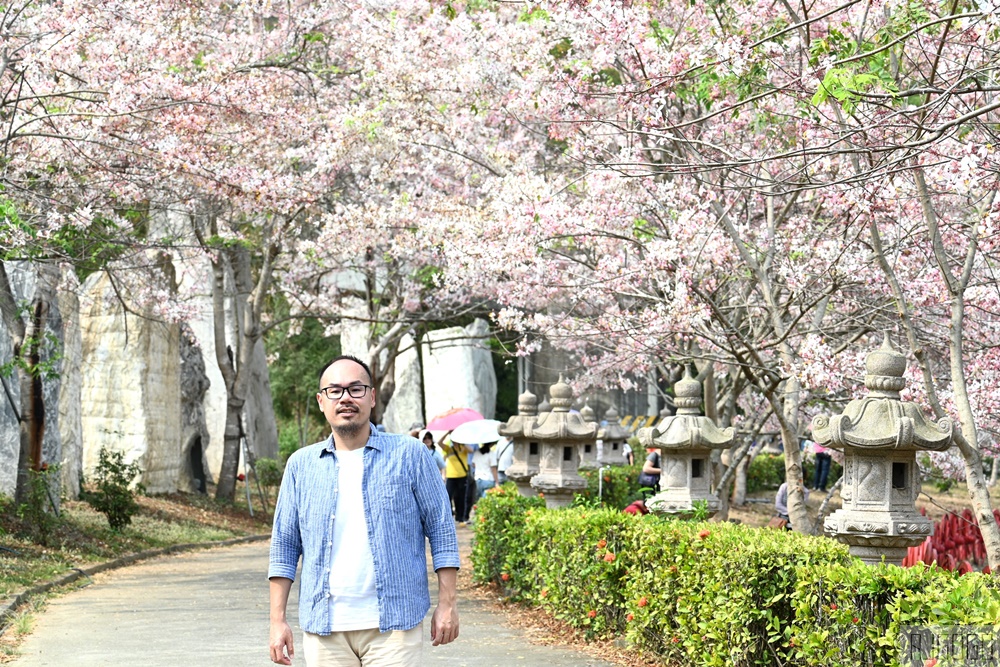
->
xmin=430 ymin=602 xmax=459 ymax=646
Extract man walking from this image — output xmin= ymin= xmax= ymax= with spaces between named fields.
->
xmin=269 ymin=355 xmax=460 ymax=665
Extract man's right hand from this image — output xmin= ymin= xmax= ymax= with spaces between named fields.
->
xmin=270 ymin=620 xmax=295 ymax=665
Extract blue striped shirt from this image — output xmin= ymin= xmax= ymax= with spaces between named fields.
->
xmin=268 ymin=425 xmax=460 ymax=634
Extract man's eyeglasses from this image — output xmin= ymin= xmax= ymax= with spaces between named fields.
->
xmin=319 ymin=385 xmax=372 ymax=400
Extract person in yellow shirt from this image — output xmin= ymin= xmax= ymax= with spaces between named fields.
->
xmin=439 ymin=433 xmax=471 ymax=525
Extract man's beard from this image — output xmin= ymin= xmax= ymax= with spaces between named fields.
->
xmin=333 ymin=420 xmax=366 ymax=437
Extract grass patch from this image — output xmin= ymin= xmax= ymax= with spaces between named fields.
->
xmin=0 ymin=595 xmax=47 ymax=662
xmin=0 ymin=486 xmax=270 ymax=598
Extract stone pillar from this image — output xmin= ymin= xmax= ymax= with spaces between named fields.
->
xmin=499 ymin=390 xmax=540 ymax=497
xmin=57 ymin=266 xmax=83 ymax=499
xmin=578 ymin=404 xmax=600 ymax=469
xmin=382 ymin=333 xmax=424 ymax=434
xmin=597 ymin=406 xmax=630 ymax=466
xmin=422 ymin=318 xmax=497 ymax=421
xmin=636 ymin=372 xmax=734 ymax=518
xmin=528 ymin=378 xmax=597 ymax=508
xmin=812 ymin=335 xmax=952 ymax=565
xmin=80 ymin=272 xmax=182 ymax=494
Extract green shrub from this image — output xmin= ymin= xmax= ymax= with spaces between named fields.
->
xmin=84 ymin=447 xmax=144 ymax=531
xmin=255 ymin=457 xmax=283 ymax=489
xmin=578 ymin=462 xmax=645 ymax=509
xmin=790 ymin=563 xmax=1000 ymax=666
xmin=746 ymin=453 xmax=843 ymax=493
xmin=254 ymin=457 xmax=283 ymax=510
xmin=471 ymin=501 xmax=1000 ymax=666
xmin=470 ymin=483 xmax=544 ymax=598
xmin=17 ymin=464 xmax=62 ymax=545
xmin=277 ymin=425 xmax=301 ymax=463
xmin=746 ymin=453 xmax=787 ymax=493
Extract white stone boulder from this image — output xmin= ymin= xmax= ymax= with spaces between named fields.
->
xmin=422 ymin=318 xmax=496 ymax=421
xmin=381 ymin=333 xmax=424 ymax=433
xmin=79 ymin=272 xmax=182 ymax=494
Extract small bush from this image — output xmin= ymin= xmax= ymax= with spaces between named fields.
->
xmin=84 ymin=447 xmax=144 ymax=531
xmin=746 ymin=452 xmax=843 ymax=493
xmin=470 ymin=484 xmax=544 ymax=597
xmin=254 ymin=457 xmax=283 ymax=510
xmin=17 ymin=464 xmax=61 ymax=545
xmin=255 ymin=457 xmax=283 ymax=489
xmin=746 ymin=453 xmax=787 ymax=492
xmin=277 ymin=426 xmax=301 ymax=463
xmin=578 ymin=462 xmax=645 ymax=509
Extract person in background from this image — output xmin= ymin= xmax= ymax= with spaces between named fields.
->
xmin=494 ymin=436 xmax=514 ymax=484
xmin=638 ymin=447 xmax=661 ymax=495
xmin=622 ymin=441 xmax=635 ymax=466
xmin=423 ymin=431 xmax=446 ymax=481
xmin=775 ymin=481 xmax=809 ymax=530
xmin=439 ymin=432 xmax=471 ymax=525
xmin=623 ymin=499 xmax=648 ymax=515
xmin=811 ymin=440 xmax=832 ymax=492
xmin=471 ymin=441 xmax=498 ymax=499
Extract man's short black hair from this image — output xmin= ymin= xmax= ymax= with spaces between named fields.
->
xmin=319 ymin=355 xmax=373 ymax=386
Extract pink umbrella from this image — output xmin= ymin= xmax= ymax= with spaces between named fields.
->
xmin=426 ymin=407 xmax=484 ymax=431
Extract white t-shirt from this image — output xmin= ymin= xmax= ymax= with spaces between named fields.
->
xmin=472 ymin=447 xmax=498 ymax=482
xmin=328 ymin=447 xmax=380 ymax=631
xmin=495 ymin=438 xmax=514 ymax=473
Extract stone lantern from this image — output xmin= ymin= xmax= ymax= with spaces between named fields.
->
xmin=578 ymin=404 xmax=600 ymax=469
xmin=811 ymin=336 xmax=952 ymax=566
xmin=637 ymin=371 xmax=735 ymax=517
xmin=597 ymin=406 xmax=631 ymax=466
xmin=529 ymin=378 xmax=598 ymax=508
xmin=498 ymin=390 xmax=541 ymax=497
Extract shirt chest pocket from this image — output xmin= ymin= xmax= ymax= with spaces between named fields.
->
xmin=378 ymin=477 xmax=418 ymax=519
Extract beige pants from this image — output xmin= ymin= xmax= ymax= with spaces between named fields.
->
xmin=303 ymin=623 xmax=423 ymax=667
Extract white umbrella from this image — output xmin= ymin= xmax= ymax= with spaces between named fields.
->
xmin=449 ymin=419 xmax=502 ymax=445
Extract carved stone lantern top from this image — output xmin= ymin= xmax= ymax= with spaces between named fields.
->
xmin=637 ymin=370 xmax=735 ymax=451
xmin=530 ymin=377 xmax=598 ymax=441
xmin=598 ymin=405 xmax=630 ymax=441
xmin=580 ymin=404 xmax=597 ymax=423
xmin=498 ymin=389 xmax=537 ymax=439
xmin=811 ymin=335 xmax=952 ymax=452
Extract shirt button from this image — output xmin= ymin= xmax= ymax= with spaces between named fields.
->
xmin=328 ymin=541 xmax=333 ymax=547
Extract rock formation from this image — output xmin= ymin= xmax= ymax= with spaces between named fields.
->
xmin=79 ymin=271 xmax=182 ymax=494
xmin=422 ymin=318 xmax=496 ymax=421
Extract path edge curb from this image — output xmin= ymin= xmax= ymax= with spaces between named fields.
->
xmin=0 ymin=533 xmax=271 ymax=636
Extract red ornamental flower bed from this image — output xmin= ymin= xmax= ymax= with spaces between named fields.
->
xmin=903 ymin=508 xmax=996 ymax=574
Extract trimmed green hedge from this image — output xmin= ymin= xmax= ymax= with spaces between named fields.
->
xmin=471 ymin=486 xmax=1000 ymax=666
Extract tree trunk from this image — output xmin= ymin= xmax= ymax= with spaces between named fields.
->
xmin=777 ymin=377 xmax=811 ymax=534
xmin=1 ymin=264 xmax=53 ymax=506
xmin=732 ymin=456 xmax=749 ymax=507
xmin=216 ymin=396 xmax=245 ymax=502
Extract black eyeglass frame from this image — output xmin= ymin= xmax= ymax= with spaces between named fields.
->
xmin=319 ymin=384 xmax=372 ymax=400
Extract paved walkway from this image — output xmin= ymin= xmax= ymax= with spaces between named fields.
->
xmin=11 ymin=534 xmax=616 ymax=666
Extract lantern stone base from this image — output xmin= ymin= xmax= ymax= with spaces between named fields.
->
xmin=530 ymin=474 xmax=587 ymax=509
xmin=646 ymin=489 xmax=720 ymax=519
xmin=824 ymin=509 xmax=931 ymax=566
xmin=507 ymin=469 xmax=538 ymax=498
xmin=509 ymin=477 xmax=536 ymax=498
